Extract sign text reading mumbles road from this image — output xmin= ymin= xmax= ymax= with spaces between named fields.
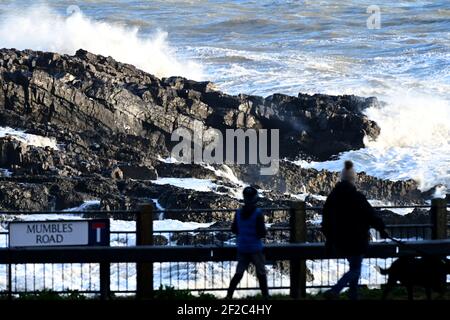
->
xmin=26 ymin=222 xmax=74 ymax=244
xmin=9 ymin=220 xmax=108 ymax=247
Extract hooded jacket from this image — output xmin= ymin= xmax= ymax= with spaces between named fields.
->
xmin=231 ymin=205 xmax=266 ymax=253
xmin=322 ymin=181 xmax=385 ymax=256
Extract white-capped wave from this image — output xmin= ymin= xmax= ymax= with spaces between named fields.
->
xmin=365 ymin=94 xmax=450 ymax=150
xmin=298 ymin=92 xmax=450 ymax=191
xmin=0 ymin=6 xmax=203 ymax=80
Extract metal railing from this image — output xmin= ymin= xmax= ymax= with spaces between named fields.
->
xmin=0 ymin=240 xmax=449 ymax=298
xmin=0 ymin=200 xmax=448 ymax=298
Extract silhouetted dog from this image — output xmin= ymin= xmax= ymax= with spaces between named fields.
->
xmin=378 ymin=256 xmax=450 ymax=300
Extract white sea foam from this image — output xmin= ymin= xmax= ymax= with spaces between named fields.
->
xmin=152 ymin=198 xmax=165 ymax=219
xmin=157 ymin=156 xmax=179 ymax=164
xmin=190 ymin=33 xmax=449 ymax=193
xmin=0 ymin=6 xmax=203 ymax=80
xmin=62 ymin=200 xmax=100 ymax=212
xmin=0 ymin=168 xmax=12 ymax=177
xmin=367 ymin=200 xmax=414 ymax=216
xmin=290 ymin=193 xmax=308 ymax=201
xmin=433 ymin=185 xmax=448 ymax=199
xmin=0 ymin=1 xmax=447 ymax=193
xmin=203 ymin=164 xmax=246 ymax=199
xmin=151 ymin=177 xmax=217 ymax=192
xmin=0 ymin=127 xmax=59 ymax=150
xmin=297 ymin=92 xmax=450 ymax=191
xmin=200 ymin=47 xmax=450 ymax=191
xmin=154 ymin=219 xmax=213 ymax=232
xmin=203 ymin=164 xmax=245 ymax=186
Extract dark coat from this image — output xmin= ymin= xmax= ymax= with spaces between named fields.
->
xmin=231 ymin=205 xmax=266 ymax=238
xmin=322 ymin=181 xmax=385 ymax=256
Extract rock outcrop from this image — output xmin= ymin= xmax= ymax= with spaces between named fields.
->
xmin=0 ymin=48 xmax=378 ymax=166
xmin=0 ymin=48 xmax=431 ymax=215
xmin=230 ymin=161 xmax=423 ymax=205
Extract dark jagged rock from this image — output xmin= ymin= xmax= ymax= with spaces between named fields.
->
xmin=0 ymin=48 xmax=379 ymax=167
xmin=47 ymin=179 xmax=85 ymax=210
xmin=230 ymin=161 xmax=424 ymax=205
xmin=0 ymin=137 xmax=57 ymax=175
xmin=0 ymin=48 xmax=433 ymax=217
xmin=171 ymin=233 xmax=223 ymax=246
xmin=154 ymin=162 xmax=216 ymax=179
xmin=158 ymin=188 xmax=240 ymax=222
xmin=379 ymin=208 xmax=431 ymax=225
xmin=118 ymin=165 xmax=157 ymax=180
xmin=0 ymin=182 xmax=49 ymax=211
xmin=153 ymin=235 xmax=169 ymax=246
xmin=0 ymin=137 xmax=26 ymax=167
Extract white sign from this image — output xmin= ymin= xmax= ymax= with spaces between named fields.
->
xmin=9 ymin=221 xmax=89 ymax=247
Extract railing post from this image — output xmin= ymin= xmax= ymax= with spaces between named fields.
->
xmin=289 ymin=201 xmax=307 ymax=299
xmin=431 ymin=198 xmax=447 ymax=239
xmin=99 ymin=262 xmax=110 ymax=300
xmin=8 ymin=264 xmax=12 ymax=300
xmin=136 ymin=203 xmax=154 ymax=300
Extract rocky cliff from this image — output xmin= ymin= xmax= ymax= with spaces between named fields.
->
xmin=0 ymin=48 xmax=428 ymax=214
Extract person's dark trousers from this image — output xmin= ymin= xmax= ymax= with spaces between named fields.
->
xmin=330 ymin=255 xmax=363 ymax=300
xmin=227 ymin=252 xmax=268 ymax=299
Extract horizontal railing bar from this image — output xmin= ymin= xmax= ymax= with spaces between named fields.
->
xmin=0 ymin=211 xmax=139 ymax=215
xmin=0 ymin=204 xmax=445 ymax=216
xmin=134 ymin=224 xmax=433 ymax=234
xmin=307 ymin=224 xmax=433 ymax=229
xmin=0 ymin=288 xmax=292 ymax=294
xmin=132 ymin=223 xmax=444 ymax=234
xmin=1 ymin=225 xmax=431 ymax=237
xmin=175 ymin=286 xmax=291 ymax=291
xmin=0 ymin=224 xmax=435 ymax=236
xmin=179 ymin=283 xmax=386 ymax=292
xmin=153 ymin=207 xmax=290 ymax=214
xmin=0 ymin=207 xmax=288 ymax=215
xmin=308 ymin=205 xmax=435 ymax=211
xmin=153 ymin=205 xmax=442 ymax=213
xmin=110 ymin=231 xmax=136 ymax=234
xmin=152 ymin=227 xmax=290 ymax=233
xmin=1 ymin=240 xmax=449 ymax=263
xmin=187 ymin=286 xmax=376 ymax=291
xmin=153 ymin=228 xmax=229 ymax=233
xmin=385 ymin=224 xmax=433 ymax=228
xmin=0 ymin=290 xmax=105 ymax=295
xmin=374 ymin=205 xmax=432 ymax=209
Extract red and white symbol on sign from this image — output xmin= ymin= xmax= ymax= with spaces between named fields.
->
xmin=92 ymin=222 xmax=106 ymax=243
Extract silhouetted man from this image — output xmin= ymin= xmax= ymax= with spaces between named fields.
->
xmin=322 ymin=160 xmax=388 ymax=300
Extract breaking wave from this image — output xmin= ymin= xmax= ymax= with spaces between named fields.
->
xmin=0 ymin=6 xmax=203 ymax=80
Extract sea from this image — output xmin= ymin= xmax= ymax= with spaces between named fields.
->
xmin=0 ymin=0 xmax=448 ymax=191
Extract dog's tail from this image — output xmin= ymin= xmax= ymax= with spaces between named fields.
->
xmin=375 ymin=265 xmax=390 ymax=275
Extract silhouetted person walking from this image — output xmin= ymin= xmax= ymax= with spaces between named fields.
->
xmin=226 ymin=186 xmax=269 ymax=299
xmin=322 ymin=161 xmax=388 ymax=300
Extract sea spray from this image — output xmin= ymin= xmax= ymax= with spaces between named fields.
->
xmin=297 ymin=92 xmax=450 ymax=191
xmin=0 ymin=6 xmax=203 ymax=80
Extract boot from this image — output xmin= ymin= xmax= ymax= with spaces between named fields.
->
xmin=257 ymin=274 xmax=269 ymax=299
xmin=226 ymin=273 xmax=242 ymax=299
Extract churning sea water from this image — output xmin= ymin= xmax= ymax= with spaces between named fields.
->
xmin=0 ymin=0 xmax=448 ymax=190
